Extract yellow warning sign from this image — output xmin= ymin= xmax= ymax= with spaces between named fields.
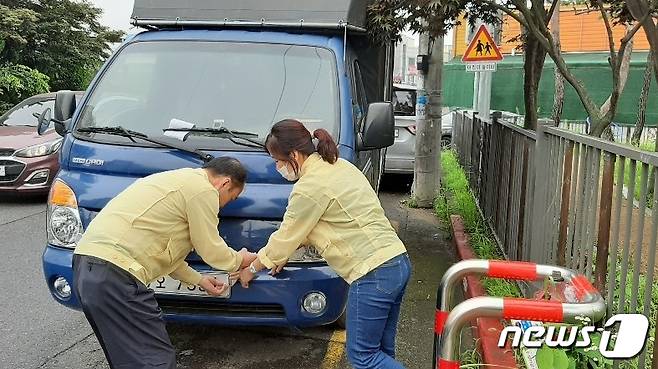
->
xmin=462 ymin=25 xmax=503 ymax=62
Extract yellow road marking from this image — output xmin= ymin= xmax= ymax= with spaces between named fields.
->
xmin=320 ymin=329 xmax=347 ymax=369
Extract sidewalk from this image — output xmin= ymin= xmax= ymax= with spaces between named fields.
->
xmin=378 ymin=189 xmax=458 ymax=369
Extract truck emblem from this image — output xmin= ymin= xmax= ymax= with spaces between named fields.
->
xmin=72 ymin=157 xmax=105 ymax=166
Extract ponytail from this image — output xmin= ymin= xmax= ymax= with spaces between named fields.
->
xmin=312 ymin=129 xmax=338 ymax=164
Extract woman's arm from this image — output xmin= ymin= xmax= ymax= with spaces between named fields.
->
xmin=239 ymin=190 xmax=328 ymax=287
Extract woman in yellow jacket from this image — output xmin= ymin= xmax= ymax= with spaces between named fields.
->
xmin=239 ymin=119 xmax=411 ymax=369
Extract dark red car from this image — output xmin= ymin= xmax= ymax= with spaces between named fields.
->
xmin=0 ymin=92 xmax=83 ymax=195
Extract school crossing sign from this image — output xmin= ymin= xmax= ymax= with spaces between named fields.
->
xmin=462 ymin=24 xmax=503 ymax=72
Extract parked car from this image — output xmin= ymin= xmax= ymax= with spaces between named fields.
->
xmin=385 ymin=83 xmax=454 ymax=175
xmin=0 ymin=92 xmax=82 ymax=195
xmin=40 ymin=0 xmax=394 ymax=329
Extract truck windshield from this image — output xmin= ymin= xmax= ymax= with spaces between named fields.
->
xmin=76 ymin=41 xmax=339 ymax=148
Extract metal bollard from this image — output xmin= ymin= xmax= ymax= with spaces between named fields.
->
xmin=433 ymin=259 xmax=607 ymax=368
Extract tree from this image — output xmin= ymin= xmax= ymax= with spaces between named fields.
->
xmin=483 ymin=0 xmax=643 ymax=136
xmin=0 ymin=64 xmax=49 ymax=113
xmin=550 ymin=5 xmax=565 ymax=127
xmin=624 ymin=0 xmax=658 ymax=86
xmin=631 ymin=51 xmax=653 ymax=146
xmin=369 ymin=0 xmax=499 ymax=207
xmin=0 ymin=0 xmax=123 ymax=91
xmin=0 ymin=5 xmax=46 ymax=113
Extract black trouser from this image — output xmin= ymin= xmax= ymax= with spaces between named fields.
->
xmin=73 ymin=255 xmax=177 ymax=369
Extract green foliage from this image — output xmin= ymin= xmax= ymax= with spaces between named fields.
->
xmin=435 ymin=150 xmax=522 ymax=298
xmin=0 ymin=0 xmax=123 ymax=91
xmin=0 ymin=63 xmax=49 ymax=113
xmin=367 ymin=0 xmax=499 ymax=45
xmin=537 ymin=345 xmax=570 ymax=369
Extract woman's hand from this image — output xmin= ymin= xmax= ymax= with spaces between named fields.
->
xmin=239 ymin=267 xmax=256 ymax=288
xmin=269 ymin=262 xmax=286 ymax=276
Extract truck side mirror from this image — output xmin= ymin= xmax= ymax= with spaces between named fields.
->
xmin=52 ymin=91 xmax=77 ymax=136
xmin=357 ymin=102 xmax=394 ymax=151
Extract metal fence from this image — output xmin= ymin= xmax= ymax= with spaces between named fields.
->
xmin=452 ymin=110 xmax=658 ymax=368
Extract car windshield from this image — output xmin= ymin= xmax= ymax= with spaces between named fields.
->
xmin=76 ymin=41 xmax=339 ymax=148
xmin=393 ymin=89 xmax=416 ymax=116
xmin=0 ymin=99 xmax=54 ymax=127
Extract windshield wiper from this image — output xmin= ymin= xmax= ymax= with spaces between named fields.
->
xmin=78 ymin=126 xmax=214 ymax=162
xmin=164 ymin=127 xmax=265 ymax=149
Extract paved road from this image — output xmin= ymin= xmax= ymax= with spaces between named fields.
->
xmin=0 ymin=177 xmax=456 ymax=369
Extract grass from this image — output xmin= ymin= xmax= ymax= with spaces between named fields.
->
xmin=435 ymin=150 xmax=522 ymax=299
xmin=614 ymin=155 xmax=655 ymax=209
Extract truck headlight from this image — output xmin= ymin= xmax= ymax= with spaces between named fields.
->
xmin=47 ymin=179 xmax=83 ymax=248
xmin=289 ymin=245 xmax=324 ymax=263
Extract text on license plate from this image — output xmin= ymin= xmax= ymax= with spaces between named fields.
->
xmin=0 ymin=166 xmax=5 ymax=177
xmin=147 ymin=272 xmax=230 ymax=298
xmin=394 ymin=128 xmax=399 ymax=138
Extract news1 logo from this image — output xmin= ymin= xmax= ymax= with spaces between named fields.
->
xmin=498 ymin=314 xmax=650 ymax=359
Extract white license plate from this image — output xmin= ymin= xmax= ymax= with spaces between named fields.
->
xmin=0 ymin=166 xmax=5 ymax=177
xmin=147 ymin=272 xmax=230 ymax=298
xmin=394 ymin=128 xmax=399 ymax=138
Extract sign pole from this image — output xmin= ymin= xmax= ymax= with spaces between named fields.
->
xmin=473 ymin=71 xmax=480 ymax=112
xmin=479 ymin=70 xmax=492 ymax=122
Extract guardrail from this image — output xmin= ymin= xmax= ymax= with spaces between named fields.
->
xmin=451 ymin=110 xmax=658 ymax=368
xmin=433 ymin=259 xmax=605 ymax=367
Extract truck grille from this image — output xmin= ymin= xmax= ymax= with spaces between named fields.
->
xmin=0 ymin=159 xmax=26 ymax=183
xmin=157 ymin=297 xmax=285 ymax=317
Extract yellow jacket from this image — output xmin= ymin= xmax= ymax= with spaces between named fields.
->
xmin=258 ymin=153 xmax=406 ymax=284
xmin=74 ymin=168 xmax=243 ymax=285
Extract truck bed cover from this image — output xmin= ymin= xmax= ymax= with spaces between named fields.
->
xmin=131 ymin=0 xmax=374 ymax=32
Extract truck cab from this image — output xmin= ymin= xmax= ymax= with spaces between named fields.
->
xmin=40 ymin=0 xmax=394 ymax=328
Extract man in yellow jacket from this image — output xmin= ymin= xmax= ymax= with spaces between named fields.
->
xmin=73 ymin=156 xmax=256 ymax=369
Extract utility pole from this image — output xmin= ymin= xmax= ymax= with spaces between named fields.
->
xmin=413 ymin=30 xmax=444 ymax=208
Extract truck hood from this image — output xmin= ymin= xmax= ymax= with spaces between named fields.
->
xmin=57 ymin=138 xmax=293 ymax=251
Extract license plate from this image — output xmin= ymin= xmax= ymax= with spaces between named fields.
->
xmin=0 ymin=166 xmax=5 ymax=177
xmin=394 ymin=128 xmax=399 ymax=138
xmin=147 ymin=272 xmax=230 ymax=298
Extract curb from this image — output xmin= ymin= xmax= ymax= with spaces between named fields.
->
xmin=449 ymin=215 xmax=518 ymax=369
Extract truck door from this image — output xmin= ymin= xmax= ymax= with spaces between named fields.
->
xmin=352 ymin=60 xmax=377 ymax=189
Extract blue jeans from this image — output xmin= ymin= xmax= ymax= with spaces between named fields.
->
xmin=346 ymin=253 xmax=412 ymax=369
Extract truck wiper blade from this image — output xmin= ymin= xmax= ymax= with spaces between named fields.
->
xmin=78 ymin=126 xmax=214 ymax=162
xmin=165 ymin=127 xmax=259 ymax=137
xmin=164 ymin=126 xmax=265 ymax=149
xmin=78 ymin=126 xmax=148 ymax=138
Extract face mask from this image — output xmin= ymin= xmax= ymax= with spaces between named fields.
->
xmin=277 ymin=164 xmax=299 ymax=181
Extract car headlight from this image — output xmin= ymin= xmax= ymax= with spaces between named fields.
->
xmin=47 ymin=179 xmax=83 ymax=248
xmin=15 ymin=139 xmax=63 ymax=158
xmin=289 ymin=245 xmax=324 ymax=263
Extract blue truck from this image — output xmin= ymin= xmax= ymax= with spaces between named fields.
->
xmin=38 ymin=0 xmax=395 ymax=328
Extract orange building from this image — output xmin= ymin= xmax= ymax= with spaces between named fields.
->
xmin=452 ymin=7 xmax=651 ymax=58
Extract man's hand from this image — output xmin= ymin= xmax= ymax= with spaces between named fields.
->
xmin=199 ymin=276 xmax=229 ymax=296
xmin=238 ymin=247 xmax=257 ymax=269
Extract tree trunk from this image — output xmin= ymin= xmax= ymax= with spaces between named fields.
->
xmin=631 ymin=51 xmax=654 ymax=146
xmin=523 ymin=31 xmax=547 ymax=130
xmin=625 ymin=0 xmax=658 ymax=84
xmin=413 ymin=32 xmax=443 ymax=208
xmin=600 ymin=24 xmax=635 ymax=117
xmin=550 ymin=6 xmax=564 ymax=127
